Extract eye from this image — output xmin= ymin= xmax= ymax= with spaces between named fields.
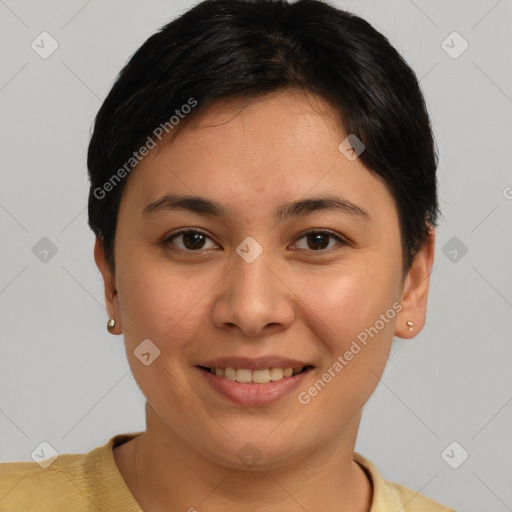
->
xmin=291 ymin=229 xmax=347 ymax=252
xmin=164 ymin=228 xmax=347 ymax=254
xmin=164 ymin=229 xmax=218 ymax=252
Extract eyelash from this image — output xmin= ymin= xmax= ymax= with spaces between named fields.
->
xmin=163 ymin=228 xmax=348 ymax=254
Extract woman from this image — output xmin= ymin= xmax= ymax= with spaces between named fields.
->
xmin=0 ymin=0 xmax=456 ymax=510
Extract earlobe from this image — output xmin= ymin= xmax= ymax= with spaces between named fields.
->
xmin=395 ymin=227 xmax=436 ymax=340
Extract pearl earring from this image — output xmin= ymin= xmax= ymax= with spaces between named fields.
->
xmin=406 ymin=321 xmax=414 ymax=332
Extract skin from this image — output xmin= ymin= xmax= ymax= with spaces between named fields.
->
xmin=95 ymin=89 xmax=435 ymax=512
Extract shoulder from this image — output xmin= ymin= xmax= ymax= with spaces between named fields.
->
xmin=0 ymin=433 xmax=143 ymax=512
xmin=380 ymin=480 xmax=456 ymax=511
xmin=354 ymin=452 xmax=457 ymax=511
xmin=0 ymin=453 xmax=90 ymax=511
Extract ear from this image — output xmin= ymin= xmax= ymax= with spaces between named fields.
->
xmin=395 ymin=227 xmax=435 ymax=339
xmin=94 ymin=236 xmax=122 ymax=334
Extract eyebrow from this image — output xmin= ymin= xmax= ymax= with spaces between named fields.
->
xmin=142 ymin=193 xmax=370 ymax=221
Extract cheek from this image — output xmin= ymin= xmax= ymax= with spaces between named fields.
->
xmin=116 ymin=255 xmax=215 ymax=351
xmin=295 ymin=266 xmax=400 ymax=411
xmin=292 ymin=260 xmax=399 ymax=349
xmin=115 ymin=262 xmax=210 ymax=399
xmin=291 ymin=261 xmax=400 ymax=410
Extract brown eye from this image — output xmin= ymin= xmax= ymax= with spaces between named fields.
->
xmin=166 ymin=229 xmax=217 ymax=251
xmin=292 ymin=230 xmax=346 ymax=252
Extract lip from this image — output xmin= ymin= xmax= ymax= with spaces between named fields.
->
xmin=197 ymin=366 xmax=313 ymax=407
xmin=197 ymin=356 xmax=310 ymax=370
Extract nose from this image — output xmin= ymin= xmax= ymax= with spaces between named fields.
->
xmin=211 ymin=245 xmax=295 ymax=337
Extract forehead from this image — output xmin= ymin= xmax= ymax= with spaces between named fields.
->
xmin=119 ymin=90 xmax=398 ymax=226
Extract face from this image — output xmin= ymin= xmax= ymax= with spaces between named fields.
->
xmin=96 ymin=90 xmax=434 ymax=469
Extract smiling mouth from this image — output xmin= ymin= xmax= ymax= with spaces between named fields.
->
xmin=197 ymin=366 xmax=313 ymax=384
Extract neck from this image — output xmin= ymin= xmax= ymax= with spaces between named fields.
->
xmin=115 ymin=406 xmax=372 ymax=512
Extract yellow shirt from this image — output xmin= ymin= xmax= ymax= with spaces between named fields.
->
xmin=0 ymin=432 xmax=456 ymax=511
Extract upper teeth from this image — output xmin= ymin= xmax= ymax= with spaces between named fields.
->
xmin=210 ymin=367 xmax=303 ymax=384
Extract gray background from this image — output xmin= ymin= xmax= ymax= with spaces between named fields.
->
xmin=1 ymin=1 xmax=511 ymax=510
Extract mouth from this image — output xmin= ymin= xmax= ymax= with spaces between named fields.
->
xmin=195 ymin=360 xmax=314 ymax=406
xmin=197 ymin=365 xmax=313 ymax=384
